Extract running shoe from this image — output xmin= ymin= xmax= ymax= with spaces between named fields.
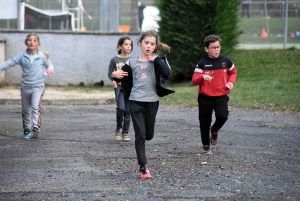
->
xmin=210 ymin=128 xmax=218 ymax=145
xmin=122 ymin=133 xmax=131 ymax=142
xmin=114 ymin=128 xmax=122 ymax=141
xmin=140 ymin=167 xmax=151 ymax=179
xmin=202 ymin=146 xmax=213 ymax=155
xmin=23 ymin=128 xmax=31 ymax=139
xmin=32 ymin=125 xmax=40 ymax=139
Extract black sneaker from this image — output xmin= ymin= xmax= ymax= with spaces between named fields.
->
xmin=31 ymin=126 xmax=40 ymax=139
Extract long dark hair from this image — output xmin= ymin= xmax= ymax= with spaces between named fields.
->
xmin=117 ymin=36 xmax=133 ymax=54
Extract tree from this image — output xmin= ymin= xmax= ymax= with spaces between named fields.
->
xmin=154 ymin=0 xmax=242 ymax=82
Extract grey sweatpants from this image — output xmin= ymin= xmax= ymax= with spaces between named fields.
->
xmin=21 ymin=86 xmax=44 ymax=130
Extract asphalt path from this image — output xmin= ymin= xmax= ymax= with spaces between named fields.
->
xmin=0 ymin=104 xmax=299 ymax=201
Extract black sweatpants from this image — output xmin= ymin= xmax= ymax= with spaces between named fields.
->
xmin=198 ymin=93 xmax=229 ymax=146
xmin=129 ymin=100 xmax=159 ymax=166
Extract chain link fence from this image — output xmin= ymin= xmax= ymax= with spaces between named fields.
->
xmin=238 ymin=0 xmax=300 ymax=48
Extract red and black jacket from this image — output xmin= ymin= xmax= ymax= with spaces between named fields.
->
xmin=192 ymin=54 xmax=237 ymax=97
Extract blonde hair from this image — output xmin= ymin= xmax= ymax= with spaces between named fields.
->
xmin=137 ymin=29 xmax=170 ymax=54
xmin=25 ymin=33 xmax=50 ymax=60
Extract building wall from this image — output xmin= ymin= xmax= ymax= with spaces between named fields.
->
xmin=0 ymin=30 xmax=140 ymax=86
xmin=0 ymin=38 xmax=6 ymax=85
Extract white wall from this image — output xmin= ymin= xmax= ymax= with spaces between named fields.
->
xmin=0 ymin=38 xmax=6 ymax=84
xmin=0 ymin=30 xmax=140 ymax=86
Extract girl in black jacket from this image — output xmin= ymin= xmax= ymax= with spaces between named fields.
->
xmin=112 ymin=29 xmax=174 ymax=179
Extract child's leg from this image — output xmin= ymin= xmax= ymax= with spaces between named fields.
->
xmin=211 ymin=95 xmax=229 ymax=132
xmin=144 ymin=101 xmax=159 ymax=141
xmin=21 ymin=86 xmax=33 ymax=129
xmin=31 ymin=86 xmax=44 ymax=128
xmin=129 ymin=101 xmax=147 ymax=165
xmin=116 ymin=91 xmax=124 ymax=130
xmin=122 ymin=97 xmax=131 ymax=134
xmin=198 ymin=94 xmax=213 ymax=146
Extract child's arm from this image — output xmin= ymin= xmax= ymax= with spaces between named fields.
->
xmin=154 ymin=56 xmax=170 ymax=78
xmin=44 ymin=58 xmax=54 ymax=76
xmin=227 ymin=63 xmax=237 ymax=89
xmin=107 ymin=58 xmax=115 ymax=81
xmin=192 ymin=63 xmax=205 ymax=86
xmin=0 ymin=55 xmax=20 ymax=72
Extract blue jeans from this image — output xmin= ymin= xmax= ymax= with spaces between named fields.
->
xmin=115 ymin=89 xmax=130 ymax=133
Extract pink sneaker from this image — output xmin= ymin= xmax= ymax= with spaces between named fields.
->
xmin=140 ymin=167 xmax=151 ymax=179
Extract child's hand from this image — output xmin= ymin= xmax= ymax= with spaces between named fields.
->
xmin=147 ymin=55 xmax=157 ymax=62
xmin=203 ymin=74 xmax=213 ymax=82
xmin=226 ymin=82 xmax=234 ymax=89
xmin=113 ymin=81 xmax=118 ymax=88
xmin=45 ymin=68 xmax=53 ymax=76
xmin=112 ymin=70 xmax=128 ymax=79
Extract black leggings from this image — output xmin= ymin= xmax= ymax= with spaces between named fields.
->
xmin=129 ymin=100 xmax=159 ymax=165
xmin=198 ymin=94 xmax=229 ymax=146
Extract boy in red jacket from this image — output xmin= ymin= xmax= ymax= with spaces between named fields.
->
xmin=192 ymin=35 xmax=237 ymax=154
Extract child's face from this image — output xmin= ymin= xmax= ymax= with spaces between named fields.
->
xmin=205 ymin=41 xmax=221 ymax=59
xmin=119 ymin=39 xmax=132 ymax=55
xmin=25 ymin=36 xmax=40 ymax=51
xmin=140 ymin=36 xmax=156 ymax=56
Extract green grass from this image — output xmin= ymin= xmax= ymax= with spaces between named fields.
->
xmin=44 ymin=49 xmax=299 ymax=113
xmin=160 ymin=49 xmax=300 ymax=113
xmin=238 ymin=17 xmax=300 ymax=44
xmin=2 ymin=50 xmax=298 ymax=113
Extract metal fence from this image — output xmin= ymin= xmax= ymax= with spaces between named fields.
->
xmin=0 ymin=0 xmax=299 ymax=47
xmin=239 ymin=0 xmax=300 ymax=18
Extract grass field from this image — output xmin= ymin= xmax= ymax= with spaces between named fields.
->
xmin=160 ymin=49 xmax=300 ymax=113
xmin=238 ymin=17 xmax=300 ymax=44
xmin=51 ymin=48 xmax=299 ymax=113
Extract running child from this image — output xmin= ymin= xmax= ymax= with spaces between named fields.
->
xmin=192 ymin=35 xmax=237 ymax=154
xmin=108 ymin=36 xmax=133 ymax=142
xmin=112 ymin=29 xmax=174 ymax=179
xmin=0 ymin=33 xmax=53 ymax=139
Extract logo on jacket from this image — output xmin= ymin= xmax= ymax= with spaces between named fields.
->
xmin=222 ymin=62 xmax=226 ymax=68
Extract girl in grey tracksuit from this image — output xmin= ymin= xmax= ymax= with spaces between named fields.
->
xmin=0 ymin=33 xmax=53 ymax=139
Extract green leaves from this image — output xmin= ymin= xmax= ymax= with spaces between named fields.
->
xmin=154 ymin=0 xmax=242 ymax=81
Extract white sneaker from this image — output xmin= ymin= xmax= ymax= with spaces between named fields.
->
xmin=32 ymin=126 xmax=40 ymax=139
xmin=114 ymin=129 xmax=122 ymax=141
xmin=122 ymin=133 xmax=131 ymax=142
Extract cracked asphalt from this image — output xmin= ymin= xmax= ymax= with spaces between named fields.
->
xmin=0 ymin=103 xmax=299 ymax=201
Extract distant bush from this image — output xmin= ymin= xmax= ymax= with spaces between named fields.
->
xmin=154 ymin=0 xmax=242 ymax=82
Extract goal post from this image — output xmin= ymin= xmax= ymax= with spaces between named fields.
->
xmin=19 ymin=2 xmax=75 ymax=31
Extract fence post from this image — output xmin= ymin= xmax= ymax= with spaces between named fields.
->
xmin=0 ymin=38 xmax=6 ymax=86
xmin=283 ymin=0 xmax=289 ymax=49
